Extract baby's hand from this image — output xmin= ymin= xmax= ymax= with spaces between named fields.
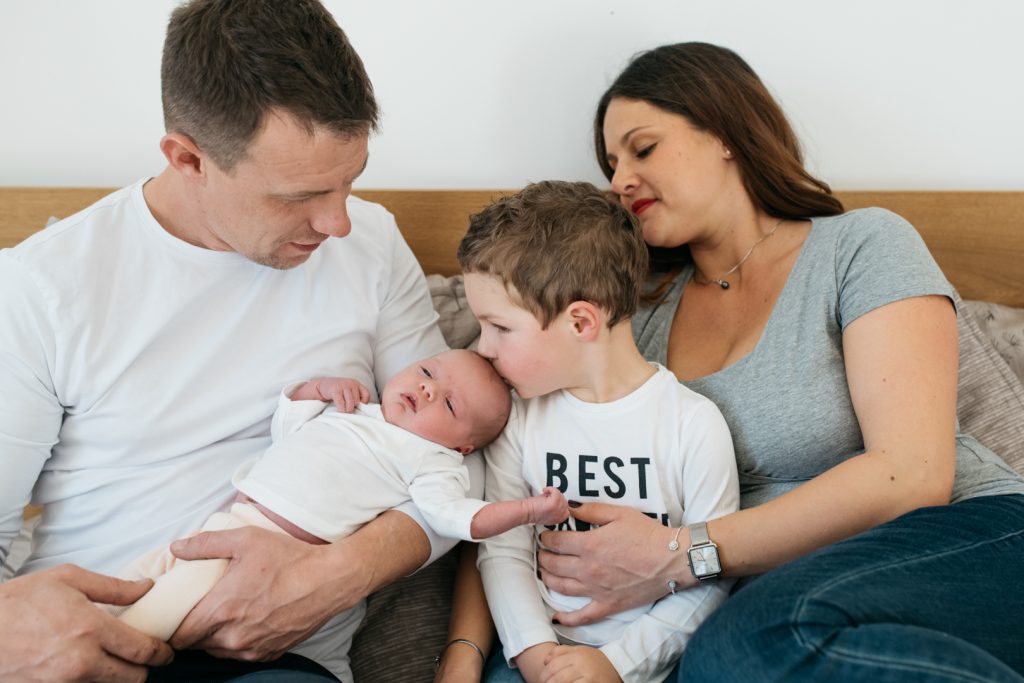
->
xmin=527 ymin=486 xmax=569 ymax=526
xmin=291 ymin=377 xmax=371 ymax=412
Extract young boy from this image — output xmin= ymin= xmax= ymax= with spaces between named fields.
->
xmin=458 ymin=181 xmax=740 ymax=683
xmin=112 ymin=348 xmax=567 ymax=682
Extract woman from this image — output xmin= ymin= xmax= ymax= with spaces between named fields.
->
xmin=536 ymin=42 xmax=1024 ymax=682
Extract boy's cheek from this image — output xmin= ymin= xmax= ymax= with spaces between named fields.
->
xmin=506 ymin=378 xmax=536 ymax=399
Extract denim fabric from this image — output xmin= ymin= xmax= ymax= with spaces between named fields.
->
xmin=676 ymin=494 xmax=1024 ymax=683
xmin=483 ymin=646 xmax=526 ymax=683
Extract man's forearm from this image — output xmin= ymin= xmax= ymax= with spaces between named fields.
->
xmin=322 ymin=508 xmax=431 ymax=610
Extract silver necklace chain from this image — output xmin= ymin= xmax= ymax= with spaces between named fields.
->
xmin=694 ymin=217 xmax=785 ymax=290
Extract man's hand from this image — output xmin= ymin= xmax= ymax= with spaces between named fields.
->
xmin=291 ymin=377 xmax=370 ymax=412
xmin=0 ymin=564 xmax=173 ymax=682
xmin=168 ymin=526 xmax=345 ymax=660
xmin=542 ymin=644 xmax=621 ymax=683
xmin=526 ymin=487 xmax=570 ymax=527
xmin=538 ymin=502 xmax=690 ymax=626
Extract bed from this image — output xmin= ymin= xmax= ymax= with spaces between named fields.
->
xmin=2 ymin=186 xmax=1023 ymax=682
xmin=1 ymin=188 xmax=1022 ymax=307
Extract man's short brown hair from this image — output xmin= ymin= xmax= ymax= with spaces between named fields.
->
xmin=457 ymin=181 xmax=648 ymax=329
xmin=162 ymin=0 xmax=378 ymax=171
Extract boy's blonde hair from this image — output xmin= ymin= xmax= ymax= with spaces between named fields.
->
xmin=457 ymin=181 xmax=648 ymax=329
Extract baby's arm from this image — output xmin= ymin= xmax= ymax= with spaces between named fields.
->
xmin=470 ymin=486 xmax=568 ymax=540
xmin=289 ymin=377 xmax=371 ymax=412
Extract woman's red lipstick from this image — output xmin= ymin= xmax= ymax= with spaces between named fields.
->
xmin=631 ymin=198 xmax=656 ymax=215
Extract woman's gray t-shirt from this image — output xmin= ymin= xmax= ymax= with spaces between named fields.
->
xmin=633 ymin=208 xmax=1024 ymax=509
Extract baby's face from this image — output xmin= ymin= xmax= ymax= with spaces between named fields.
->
xmin=380 ymin=349 xmax=509 ymax=454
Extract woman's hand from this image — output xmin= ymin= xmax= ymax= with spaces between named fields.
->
xmin=542 ymin=645 xmax=621 ymax=683
xmin=538 ymin=502 xmax=694 ymax=626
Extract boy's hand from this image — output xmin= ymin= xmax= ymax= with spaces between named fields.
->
xmin=527 ymin=486 xmax=569 ymax=527
xmin=542 ymin=644 xmax=621 ymax=683
xmin=291 ymin=377 xmax=370 ymax=412
xmin=512 ymin=641 xmax=558 ymax=683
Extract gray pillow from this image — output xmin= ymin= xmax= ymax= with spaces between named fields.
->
xmin=964 ymin=299 xmax=1024 ymax=382
xmin=957 ymin=295 xmax=1024 ymax=476
xmin=427 ymin=273 xmax=480 ymax=350
xmin=349 ymin=548 xmax=460 ymax=683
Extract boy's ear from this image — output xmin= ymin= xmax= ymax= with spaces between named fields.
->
xmin=565 ymin=301 xmax=602 ymax=341
xmin=159 ymin=132 xmax=208 ymax=180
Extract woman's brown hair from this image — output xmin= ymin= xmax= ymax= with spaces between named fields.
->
xmin=594 ymin=42 xmax=843 ymax=272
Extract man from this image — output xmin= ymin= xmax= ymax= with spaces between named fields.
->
xmin=0 ymin=1 xmax=471 ymax=680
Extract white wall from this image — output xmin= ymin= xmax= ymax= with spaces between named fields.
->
xmin=2 ymin=0 xmax=1022 ymax=190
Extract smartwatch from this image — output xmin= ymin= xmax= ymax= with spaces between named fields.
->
xmin=686 ymin=521 xmax=722 ymax=582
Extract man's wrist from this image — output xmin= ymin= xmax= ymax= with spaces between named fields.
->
xmin=319 ymin=509 xmax=431 ymax=607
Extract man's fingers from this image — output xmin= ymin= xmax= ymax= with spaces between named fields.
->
xmin=65 ymin=654 xmax=150 ymax=683
xmin=171 ymin=527 xmax=246 ymax=561
xmin=168 ymin=612 xmax=216 ymax=651
xmin=53 ymin=564 xmax=154 ymax=607
xmin=98 ymin=614 xmax=175 ymax=669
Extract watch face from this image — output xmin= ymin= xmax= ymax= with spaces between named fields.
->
xmin=690 ymin=546 xmax=721 ymax=575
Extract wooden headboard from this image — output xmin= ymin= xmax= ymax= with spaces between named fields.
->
xmin=2 ymin=187 xmax=1022 ymax=308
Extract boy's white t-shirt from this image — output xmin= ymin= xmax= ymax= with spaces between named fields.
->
xmin=479 ymin=365 xmax=740 ymax=683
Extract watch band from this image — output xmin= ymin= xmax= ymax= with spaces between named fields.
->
xmin=688 ymin=521 xmax=711 ymax=545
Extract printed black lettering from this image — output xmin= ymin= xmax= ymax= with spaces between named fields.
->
xmin=547 ymin=452 xmax=567 ymax=491
xmin=603 ymin=457 xmax=625 ymax=498
xmin=579 ymin=455 xmax=598 ymax=496
xmin=631 ymin=457 xmax=651 ymax=498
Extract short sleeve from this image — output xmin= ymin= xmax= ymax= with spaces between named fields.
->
xmin=835 ymin=208 xmax=954 ymax=330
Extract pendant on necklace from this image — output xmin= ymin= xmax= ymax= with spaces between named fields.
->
xmin=716 ymin=279 xmax=730 ymax=290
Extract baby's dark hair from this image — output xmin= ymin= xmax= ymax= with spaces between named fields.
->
xmin=457 ymin=181 xmax=648 ymax=329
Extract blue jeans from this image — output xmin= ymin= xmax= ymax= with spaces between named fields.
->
xmin=483 ymin=645 xmax=525 ymax=682
xmin=674 ymin=494 xmax=1024 ymax=683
